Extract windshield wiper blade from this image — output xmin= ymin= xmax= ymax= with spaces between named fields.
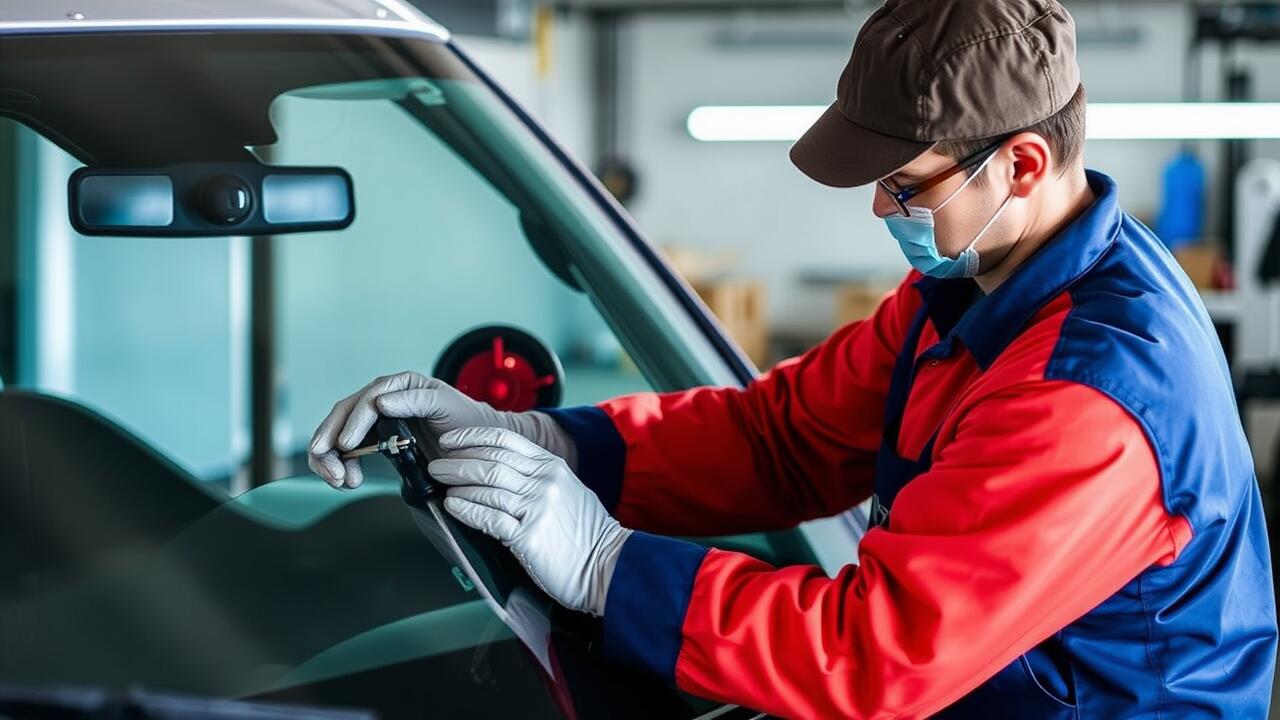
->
xmin=0 ymin=684 xmax=375 ymax=720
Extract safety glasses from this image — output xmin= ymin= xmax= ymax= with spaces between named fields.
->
xmin=877 ymin=139 xmax=1006 ymax=217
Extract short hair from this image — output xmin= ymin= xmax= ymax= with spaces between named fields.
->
xmin=936 ymin=83 xmax=1087 ymax=181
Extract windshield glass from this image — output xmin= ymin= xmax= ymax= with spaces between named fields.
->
xmin=0 ymin=31 xmax=802 ymax=719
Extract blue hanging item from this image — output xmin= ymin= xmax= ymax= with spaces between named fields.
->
xmin=1155 ymin=148 xmax=1206 ymax=250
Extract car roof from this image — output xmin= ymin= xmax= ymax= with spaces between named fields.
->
xmin=0 ymin=0 xmax=449 ymax=41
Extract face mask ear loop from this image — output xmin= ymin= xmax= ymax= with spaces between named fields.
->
xmin=967 ymin=191 xmax=1015 ymax=250
xmin=956 ymin=191 xmax=1017 ymax=275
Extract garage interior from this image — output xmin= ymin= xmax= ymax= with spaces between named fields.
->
xmin=1 ymin=0 xmax=1279 ymax=716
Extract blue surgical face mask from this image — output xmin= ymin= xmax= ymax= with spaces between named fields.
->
xmin=884 ymin=152 xmax=1014 ymax=279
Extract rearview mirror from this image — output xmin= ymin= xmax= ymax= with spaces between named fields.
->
xmin=69 ymin=163 xmax=355 ymax=237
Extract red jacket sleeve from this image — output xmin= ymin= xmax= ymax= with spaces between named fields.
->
xmin=598 ymin=380 xmax=1192 ymax=719
xmin=543 ymin=272 xmax=920 ymax=536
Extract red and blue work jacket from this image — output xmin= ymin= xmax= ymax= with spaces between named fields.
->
xmin=544 ymin=170 xmax=1277 ymax=718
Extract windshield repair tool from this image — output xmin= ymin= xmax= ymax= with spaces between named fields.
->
xmin=340 ymin=435 xmax=413 ymax=460
xmin=373 ymin=417 xmax=536 ymax=608
xmin=371 ymin=417 xmax=599 ymax=646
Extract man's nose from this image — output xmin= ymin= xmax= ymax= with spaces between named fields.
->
xmin=871 ymin=183 xmax=899 ymax=219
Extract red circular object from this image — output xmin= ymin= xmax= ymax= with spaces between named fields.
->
xmin=454 ymin=337 xmax=554 ymax=412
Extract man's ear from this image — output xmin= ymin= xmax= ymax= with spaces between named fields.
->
xmin=1004 ymin=131 xmax=1052 ymax=198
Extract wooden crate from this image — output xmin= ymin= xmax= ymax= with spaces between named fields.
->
xmin=1174 ymin=244 xmax=1219 ymax=290
xmin=834 ymin=283 xmax=896 ymax=327
xmin=691 ymin=280 xmax=769 ymax=367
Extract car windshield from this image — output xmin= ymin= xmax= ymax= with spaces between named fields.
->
xmin=0 ymin=30 xmax=811 ymax=719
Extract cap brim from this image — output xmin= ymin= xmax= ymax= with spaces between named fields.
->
xmin=790 ymin=104 xmax=936 ymax=188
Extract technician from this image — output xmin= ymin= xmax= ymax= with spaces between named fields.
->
xmin=309 ymin=0 xmax=1278 ymax=715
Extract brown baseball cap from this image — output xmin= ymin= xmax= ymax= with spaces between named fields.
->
xmin=791 ymin=0 xmax=1081 ymax=188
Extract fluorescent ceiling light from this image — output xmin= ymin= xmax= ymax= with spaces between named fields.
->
xmin=687 ymin=103 xmax=1280 ymax=142
xmin=1087 ymin=103 xmax=1280 ymax=140
xmin=687 ymin=105 xmax=823 ymax=142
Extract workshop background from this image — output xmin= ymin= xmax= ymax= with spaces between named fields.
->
xmin=4 ymin=0 xmax=1280 ymax=711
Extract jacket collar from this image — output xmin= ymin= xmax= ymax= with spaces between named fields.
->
xmin=913 ymin=169 xmax=1123 ymax=369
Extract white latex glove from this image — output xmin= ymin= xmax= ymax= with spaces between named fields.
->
xmin=308 ymin=371 xmax=575 ymax=489
xmin=428 ymin=427 xmax=632 ymax=617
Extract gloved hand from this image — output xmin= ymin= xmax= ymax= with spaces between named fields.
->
xmin=308 ymin=371 xmax=575 ymax=489
xmin=428 ymin=427 xmax=632 ymax=617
